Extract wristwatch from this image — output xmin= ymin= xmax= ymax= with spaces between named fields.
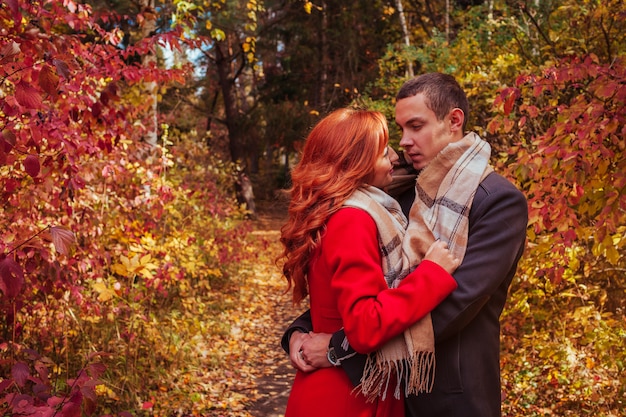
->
xmin=327 ymin=346 xmax=341 ymax=367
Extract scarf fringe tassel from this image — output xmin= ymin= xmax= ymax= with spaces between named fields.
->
xmin=356 ymin=351 xmax=435 ymax=402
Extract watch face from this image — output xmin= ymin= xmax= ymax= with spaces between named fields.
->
xmin=327 ymin=347 xmax=339 ymax=365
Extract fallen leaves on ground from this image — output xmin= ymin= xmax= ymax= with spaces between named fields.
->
xmin=151 ymin=227 xmax=302 ymax=417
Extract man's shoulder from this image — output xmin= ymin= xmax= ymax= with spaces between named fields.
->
xmin=474 ymin=171 xmax=528 ymax=217
xmin=478 ymin=171 xmax=523 ymax=196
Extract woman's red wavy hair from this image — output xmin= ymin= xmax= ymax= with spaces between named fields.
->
xmin=279 ymin=107 xmax=389 ymax=304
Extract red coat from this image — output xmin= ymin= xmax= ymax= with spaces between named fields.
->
xmin=285 ymin=208 xmax=457 ymax=417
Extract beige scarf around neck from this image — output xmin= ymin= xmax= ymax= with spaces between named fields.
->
xmin=346 ymin=132 xmax=493 ymax=401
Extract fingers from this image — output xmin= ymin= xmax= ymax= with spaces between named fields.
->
xmin=424 ymin=239 xmax=448 ymax=258
xmin=423 ymin=239 xmax=461 ymax=274
xmin=294 ymin=348 xmax=316 ymax=372
xmin=289 ymin=332 xmax=316 ymax=372
xmin=300 ymin=332 xmax=333 ymax=368
xmin=435 ymin=239 xmax=448 ymax=249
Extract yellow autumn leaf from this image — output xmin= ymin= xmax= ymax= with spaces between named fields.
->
xmin=207 ymin=268 xmax=222 ymax=278
xmin=122 ymin=254 xmax=141 ymax=273
xmin=95 ymin=384 xmax=119 ymax=400
xmin=211 ymin=28 xmax=225 ymax=41
xmin=129 ymin=243 xmax=144 ymax=252
xmin=110 ymin=262 xmax=128 ymax=276
xmin=92 ymin=281 xmax=115 ymax=302
xmin=605 ymin=244 xmax=620 ymax=265
xmin=141 ymin=233 xmax=156 ymax=247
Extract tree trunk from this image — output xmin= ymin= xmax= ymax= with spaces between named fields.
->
xmin=318 ymin=0 xmax=329 ymax=107
xmin=395 ymin=0 xmax=414 ymax=78
xmin=214 ymin=42 xmax=245 ymax=163
xmin=140 ymin=0 xmax=158 ymax=148
xmin=445 ymin=0 xmax=450 ymax=42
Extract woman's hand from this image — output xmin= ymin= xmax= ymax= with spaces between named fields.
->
xmin=424 ymin=239 xmax=460 ymax=275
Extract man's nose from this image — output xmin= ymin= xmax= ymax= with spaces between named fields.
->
xmin=399 ymin=133 xmax=411 ymax=148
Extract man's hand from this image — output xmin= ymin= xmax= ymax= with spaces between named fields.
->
xmin=288 ymin=331 xmax=316 ymax=372
xmin=288 ymin=331 xmax=333 ymax=372
xmin=300 ymin=332 xmax=333 ymax=368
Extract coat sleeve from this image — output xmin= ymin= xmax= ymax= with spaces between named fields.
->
xmin=325 ymin=208 xmax=457 ymax=353
xmin=431 ymin=179 xmax=528 ymax=342
xmin=280 ymin=309 xmax=312 ymax=354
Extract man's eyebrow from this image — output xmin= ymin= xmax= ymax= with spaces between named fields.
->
xmin=396 ymin=116 xmax=426 ymax=126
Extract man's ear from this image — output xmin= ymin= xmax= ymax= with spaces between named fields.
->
xmin=448 ymin=108 xmax=465 ymax=133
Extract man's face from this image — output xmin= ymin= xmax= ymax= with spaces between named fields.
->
xmin=395 ymin=93 xmax=456 ymax=170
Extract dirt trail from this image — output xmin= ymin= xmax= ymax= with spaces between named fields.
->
xmin=244 ymin=199 xmax=297 ymax=417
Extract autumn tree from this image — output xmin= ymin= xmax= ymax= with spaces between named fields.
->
xmin=1 ymin=1 xmax=253 ymax=415
xmin=485 ymin=1 xmax=626 ymax=413
xmin=489 ymin=53 xmax=626 ymax=417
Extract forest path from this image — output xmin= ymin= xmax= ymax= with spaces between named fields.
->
xmin=241 ymin=199 xmax=298 ymax=417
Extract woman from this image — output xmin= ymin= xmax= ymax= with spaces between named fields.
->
xmin=279 ymin=108 xmax=459 ymax=417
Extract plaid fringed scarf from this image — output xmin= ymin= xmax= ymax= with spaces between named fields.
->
xmin=346 ymin=132 xmax=493 ymax=401
xmin=343 ymin=186 xmax=408 ymax=287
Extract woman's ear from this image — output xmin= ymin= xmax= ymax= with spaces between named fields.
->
xmin=448 ymin=108 xmax=465 ymax=133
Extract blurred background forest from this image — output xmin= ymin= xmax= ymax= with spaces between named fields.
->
xmin=1 ymin=0 xmax=624 ymax=416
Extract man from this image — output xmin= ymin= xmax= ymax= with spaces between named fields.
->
xmin=281 ymin=72 xmax=528 ymax=417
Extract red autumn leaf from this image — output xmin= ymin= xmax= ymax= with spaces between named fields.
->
xmin=81 ymin=384 xmax=97 ymax=402
xmin=82 ymin=395 xmax=97 ymax=416
xmin=594 ymin=80 xmax=618 ymax=99
xmin=0 ymin=379 xmax=11 ymax=392
xmin=38 ymin=64 xmax=60 ymax=96
xmin=61 ymin=390 xmax=82 ymax=417
xmin=0 ymin=40 xmax=20 ymax=60
xmin=53 ymin=58 xmax=70 ymax=79
xmin=69 ymin=108 xmax=80 ymax=122
xmin=47 ymin=396 xmax=63 ymax=407
xmin=142 ymin=401 xmax=154 ymax=409
xmin=50 ymin=226 xmax=76 ymax=256
xmin=2 ymin=130 xmax=16 ymax=151
xmin=503 ymin=89 xmax=518 ymax=115
xmin=0 ymin=257 xmax=24 ymax=298
xmin=12 ymin=362 xmax=30 ymax=387
xmin=525 ymin=105 xmax=539 ymax=118
xmin=87 ymin=362 xmax=107 ymax=378
xmin=5 ymin=178 xmax=19 ymax=192
xmin=34 ymin=362 xmax=49 ymax=381
xmin=23 ymin=154 xmax=40 ymax=177
xmin=15 ymin=81 xmax=43 ymax=109
xmin=503 ymin=118 xmax=515 ymax=133
xmin=91 ymin=101 xmax=102 ymax=117
xmin=4 ymin=0 xmax=21 ymax=26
